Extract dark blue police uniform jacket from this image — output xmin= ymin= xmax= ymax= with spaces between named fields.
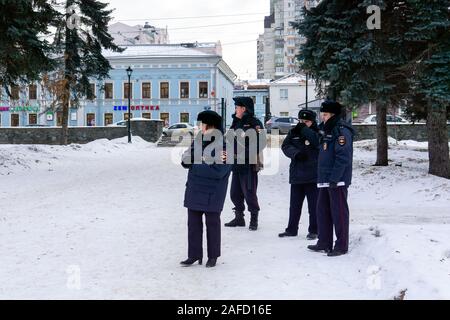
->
xmin=228 ymin=112 xmax=265 ymax=173
xmin=182 ymin=138 xmax=231 ymax=213
xmin=282 ymin=123 xmax=320 ymax=185
xmin=317 ymin=118 xmax=355 ymax=187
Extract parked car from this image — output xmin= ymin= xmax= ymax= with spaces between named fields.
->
xmin=362 ymin=114 xmax=410 ymax=124
xmin=265 ymin=116 xmax=299 ymax=134
xmin=108 ymin=117 xmax=160 ymax=127
xmin=162 ymin=123 xmax=197 ymax=137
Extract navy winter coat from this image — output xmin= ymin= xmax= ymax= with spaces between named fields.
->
xmin=317 ymin=116 xmax=355 ymax=186
xmin=282 ymin=123 xmax=320 ymax=184
xmin=182 ymin=137 xmax=231 ymax=213
xmin=228 ymin=112 xmax=266 ymax=173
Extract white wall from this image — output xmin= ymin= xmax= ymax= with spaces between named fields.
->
xmin=270 ymin=83 xmax=317 ymax=117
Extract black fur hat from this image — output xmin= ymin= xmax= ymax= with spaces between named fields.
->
xmin=298 ymin=109 xmax=317 ymax=122
xmin=233 ymin=97 xmax=255 ymax=115
xmin=320 ymin=100 xmax=343 ymax=115
xmin=197 ymin=110 xmax=223 ymax=131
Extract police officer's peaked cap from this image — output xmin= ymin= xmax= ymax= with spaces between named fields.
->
xmin=233 ymin=97 xmax=254 ymax=110
xmin=320 ymin=100 xmax=343 ymax=115
xmin=298 ymin=109 xmax=317 ymax=122
xmin=197 ymin=110 xmax=223 ymax=130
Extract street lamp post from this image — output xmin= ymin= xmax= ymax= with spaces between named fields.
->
xmin=126 ymin=66 xmax=133 ymax=143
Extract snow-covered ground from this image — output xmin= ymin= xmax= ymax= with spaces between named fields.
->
xmin=0 ymin=137 xmax=449 ymax=300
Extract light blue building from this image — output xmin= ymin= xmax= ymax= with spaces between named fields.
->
xmin=0 ymin=43 xmax=237 ymax=128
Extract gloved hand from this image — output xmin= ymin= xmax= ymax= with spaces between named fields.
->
xmin=295 ymin=152 xmax=308 ymax=161
xmin=329 ymin=182 xmax=338 ymax=189
xmin=181 ymin=161 xmax=192 ymax=169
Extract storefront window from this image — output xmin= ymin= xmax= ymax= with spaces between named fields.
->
xmin=104 ymin=113 xmax=113 ymax=126
xmin=87 ymin=113 xmax=95 ymax=126
xmin=142 ymin=113 xmax=151 ymax=119
xmin=29 ymin=113 xmax=37 ymax=125
xmin=160 ymin=112 xmax=170 ymax=127
xmin=11 ymin=114 xmax=19 ymax=127
xmin=180 ymin=113 xmax=189 ymax=123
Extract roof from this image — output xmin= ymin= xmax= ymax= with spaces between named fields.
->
xmin=271 ymin=73 xmax=308 ymax=84
xmin=103 ymin=44 xmax=218 ymax=58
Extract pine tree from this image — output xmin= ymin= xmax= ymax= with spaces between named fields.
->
xmin=403 ymin=0 xmax=450 ymax=179
xmin=293 ymin=0 xmax=411 ymax=166
xmin=0 ymin=0 xmax=57 ymax=94
xmin=51 ymin=0 xmax=123 ymax=145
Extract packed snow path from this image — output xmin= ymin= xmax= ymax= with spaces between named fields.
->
xmin=1 ymin=137 xmax=449 ymax=299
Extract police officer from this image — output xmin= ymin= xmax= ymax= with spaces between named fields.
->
xmin=224 ymin=97 xmax=265 ymax=231
xmin=279 ymin=109 xmax=320 ymax=240
xmin=181 ymin=111 xmax=231 ymax=268
xmin=308 ymin=100 xmax=354 ymax=257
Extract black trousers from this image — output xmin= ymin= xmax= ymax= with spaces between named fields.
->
xmin=286 ymin=183 xmax=318 ymax=235
xmin=230 ymin=169 xmax=260 ymax=213
xmin=316 ymin=187 xmax=350 ymax=252
xmin=188 ymin=209 xmax=221 ymax=259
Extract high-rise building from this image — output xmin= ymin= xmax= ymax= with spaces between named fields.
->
xmin=258 ymin=0 xmax=316 ymax=80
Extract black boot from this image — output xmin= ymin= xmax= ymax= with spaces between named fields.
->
xmin=180 ymin=258 xmax=202 ymax=266
xmin=206 ymin=258 xmax=217 ymax=268
xmin=306 ymin=233 xmax=318 ymax=240
xmin=307 ymin=244 xmax=331 ymax=253
xmin=224 ymin=211 xmax=245 ymax=227
xmin=249 ymin=212 xmax=258 ymax=231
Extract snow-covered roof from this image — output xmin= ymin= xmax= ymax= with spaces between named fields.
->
xmin=271 ymin=73 xmax=308 ymax=84
xmin=103 ymin=44 xmax=218 ymax=58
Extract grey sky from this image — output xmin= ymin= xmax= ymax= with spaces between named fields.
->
xmin=106 ymin=0 xmax=269 ymax=80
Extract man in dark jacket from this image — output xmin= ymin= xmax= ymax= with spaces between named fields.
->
xmin=308 ymin=100 xmax=355 ymax=257
xmin=224 ymin=97 xmax=266 ymax=231
xmin=181 ymin=111 xmax=231 ymax=268
xmin=280 ymin=109 xmax=320 ymax=240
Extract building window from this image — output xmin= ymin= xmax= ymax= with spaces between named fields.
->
xmin=29 ymin=85 xmax=37 ymax=100
xmin=11 ymin=85 xmax=20 ymax=100
xmin=263 ymin=96 xmax=268 ymax=105
xmin=11 ymin=114 xmax=19 ymax=127
xmin=104 ymin=113 xmax=113 ymax=126
xmin=142 ymin=113 xmax=151 ymax=119
xmin=251 ymin=96 xmax=257 ymax=104
xmin=160 ymin=82 xmax=169 ymax=99
xmin=88 ymin=83 xmax=96 ymax=100
xmin=104 ymin=83 xmax=113 ymax=99
xmin=29 ymin=113 xmax=37 ymax=125
xmin=180 ymin=113 xmax=189 ymax=123
xmin=124 ymin=113 xmax=133 ymax=121
xmin=280 ymin=89 xmax=289 ymax=100
xmin=87 ymin=113 xmax=96 ymax=126
xmin=180 ymin=82 xmax=189 ymax=99
xmin=142 ymin=82 xmax=151 ymax=99
xmin=199 ymin=82 xmax=208 ymax=99
xmin=124 ymin=83 xmax=133 ymax=99
xmin=160 ymin=112 xmax=170 ymax=127
xmin=280 ymin=112 xmax=289 ymax=117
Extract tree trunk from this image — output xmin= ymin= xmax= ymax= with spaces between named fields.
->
xmin=60 ymin=76 xmax=70 ymax=145
xmin=427 ymin=103 xmax=450 ymax=179
xmin=375 ymin=102 xmax=389 ymax=166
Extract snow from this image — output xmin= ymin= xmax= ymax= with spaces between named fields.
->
xmin=0 ymin=137 xmax=449 ymax=300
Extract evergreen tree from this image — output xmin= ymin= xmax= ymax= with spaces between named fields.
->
xmin=0 ymin=0 xmax=57 ymax=95
xmin=403 ymin=0 xmax=450 ymax=179
xmin=293 ymin=0 xmax=411 ymax=166
xmin=51 ymin=0 xmax=123 ymax=144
